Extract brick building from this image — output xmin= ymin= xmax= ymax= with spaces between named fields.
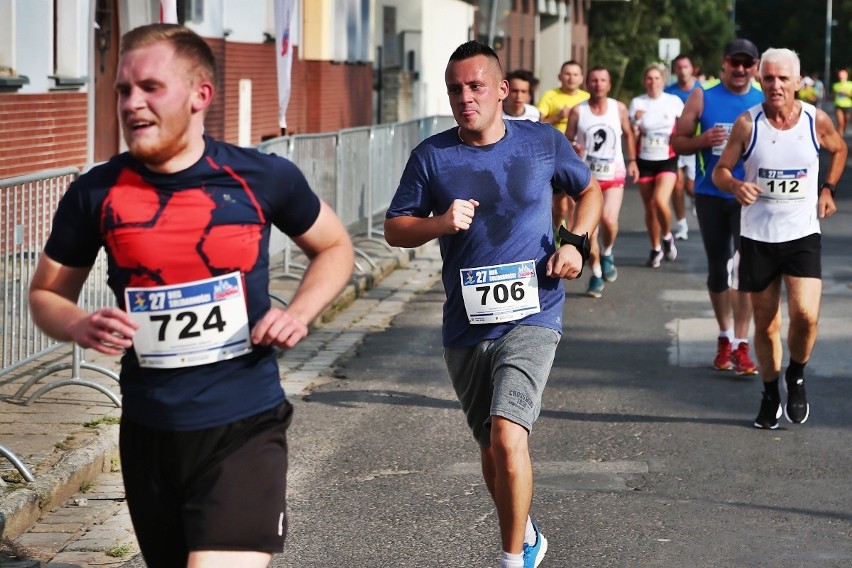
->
xmin=0 ymin=0 xmax=586 ymax=179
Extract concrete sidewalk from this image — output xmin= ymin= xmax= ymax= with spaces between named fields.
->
xmin=0 ymin=238 xmax=443 ymax=566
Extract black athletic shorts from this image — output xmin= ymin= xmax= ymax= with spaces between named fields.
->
xmin=695 ymin=194 xmax=743 ymax=292
xmin=120 ymin=400 xmax=293 ymax=568
xmin=637 ymin=156 xmax=678 ymax=181
xmin=738 ymin=234 xmax=821 ymax=293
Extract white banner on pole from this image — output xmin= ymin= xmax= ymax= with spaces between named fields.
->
xmin=274 ymin=0 xmax=296 ymax=130
xmin=160 ymin=0 xmax=178 ymax=23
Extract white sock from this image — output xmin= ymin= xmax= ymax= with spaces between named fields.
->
xmin=602 ymin=245 xmax=614 ymax=256
xmin=719 ymin=329 xmax=733 ymax=340
xmin=663 ymin=232 xmax=674 ymax=241
xmin=678 ymin=218 xmax=688 ymax=230
xmin=500 ymin=551 xmax=524 ymax=568
xmin=525 ymin=516 xmax=537 ymax=545
xmin=733 ymin=338 xmax=748 ymax=349
xmin=592 ymin=264 xmax=602 ymax=278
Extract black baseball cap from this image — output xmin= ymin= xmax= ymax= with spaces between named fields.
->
xmin=724 ymin=39 xmax=759 ymax=60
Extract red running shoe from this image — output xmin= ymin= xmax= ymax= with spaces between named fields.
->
xmin=731 ymin=342 xmax=758 ymax=375
xmin=714 ymin=337 xmax=733 ymax=370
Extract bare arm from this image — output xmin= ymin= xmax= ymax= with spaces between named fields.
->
xmin=569 ymin=178 xmax=604 ymax=240
xmin=618 ymin=101 xmax=640 ymax=182
xmin=711 ymin=113 xmax=758 ymax=205
xmin=546 ymin=178 xmax=603 ymax=280
xmin=672 ymin=88 xmax=728 ymax=156
xmin=384 ymin=198 xmax=480 ymax=248
xmin=538 ymin=95 xmax=569 ymax=126
xmin=252 ymin=200 xmax=354 ymax=349
xmin=814 ymin=108 xmax=848 ymax=218
xmin=541 ymin=108 xmax=569 ymax=126
xmin=29 ymin=257 xmax=137 ymax=355
xmin=565 ymin=107 xmax=583 ymax=156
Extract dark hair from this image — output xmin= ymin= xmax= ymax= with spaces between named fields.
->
xmin=449 ymin=41 xmax=500 ymax=64
xmin=672 ymin=54 xmax=693 ymax=65
xmin=586 ymin=65 xmax=610 ymax=82
xmin=505 ymin=69 xmax=538 ymax=86
xmin=120 ymin=23 xmax=217 ymax=84
xmin=560 ymin=60 xmax=584 ymax=73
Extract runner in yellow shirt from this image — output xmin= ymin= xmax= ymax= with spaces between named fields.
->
xmin=537 ymin=60 xmax=591 ymax=239
xmin=537 ymin=60 xmax=590 ymax=133
xmin=832 ymin=68 xmax=852 ymax=134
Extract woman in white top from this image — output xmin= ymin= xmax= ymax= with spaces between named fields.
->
xmin=629 ymin=64 xmax=685 ymax=267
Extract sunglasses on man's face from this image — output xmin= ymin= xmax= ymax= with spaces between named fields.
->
xmin=726 ymin=57 xmax=756 ymax=69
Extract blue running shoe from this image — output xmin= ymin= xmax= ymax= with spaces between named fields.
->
xmin=523 ymin=522 xmax=548 ymax=568
xmin=586 ymin=275 xmax=604 ymax=298
xmin=601 ymin=253 xmax=618 ymax=282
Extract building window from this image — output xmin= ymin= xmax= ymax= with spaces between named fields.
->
xmin=181 ymin=0 xmax=203 ymax=24
xmin=52 ymin=0 xmax=87 ymax=89
xmin=0 ymin=0 xmax=15 ymax=73
xmin=333 ymin=0 xmax=370 ymax=63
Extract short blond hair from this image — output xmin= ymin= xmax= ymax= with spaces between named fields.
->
xmin=120 ymin=23 xmax=217 ymax=84
xmin=643 ymin=62 xmax=668 ymax=81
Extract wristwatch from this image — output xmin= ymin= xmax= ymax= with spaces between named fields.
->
xmin=558 ymin=226 xmax=591 ymax=276
xmin=821 ymin=182 xmax=836 ymax=195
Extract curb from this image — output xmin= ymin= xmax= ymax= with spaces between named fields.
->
xmin=0 ymin=242 xmax=422 ymax=543
xmin=0 ymin=427 xmax=119 ymax=542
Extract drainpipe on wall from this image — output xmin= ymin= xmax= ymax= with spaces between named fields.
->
xmin=86 ymin=0 xmax=95 ymax=165
xmin=488 ymin=0 xmax=499 ymax=46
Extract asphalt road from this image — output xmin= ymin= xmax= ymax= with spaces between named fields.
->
xmin=123 ymin=146 xmax=852 ymax=568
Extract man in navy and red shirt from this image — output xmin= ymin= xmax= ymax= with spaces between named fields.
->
xmin=29 ymin=23 xmax=353 ymax=568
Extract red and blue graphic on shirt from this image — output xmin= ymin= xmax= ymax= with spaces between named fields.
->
xmin=100 ymin=164 xmax=264 ymax=288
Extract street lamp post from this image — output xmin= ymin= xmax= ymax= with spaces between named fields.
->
xmin=731 ymin=0 xmax=736 ymax=33
xmin=824 ymin=0 xmax=833 ymax=97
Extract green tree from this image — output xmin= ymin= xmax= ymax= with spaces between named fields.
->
xmin=590 ymin=0 xmax=852 ymax=101
xmin=589 ymin=0 xmax=733 ymax=101
xmin=735 ymin=0 xmax=851 ymax=84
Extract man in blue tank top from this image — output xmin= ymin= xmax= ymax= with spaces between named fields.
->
xmin=386 ymin=41 xmax=602 ymax=568
xmin=711 ymin=48 xmax=847 ymax=429
xmin=672 ymin=39 xmax=765 ymax=377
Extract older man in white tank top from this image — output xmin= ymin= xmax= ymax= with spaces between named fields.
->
xmin=712 ymin=48 xmax=847 ymax=430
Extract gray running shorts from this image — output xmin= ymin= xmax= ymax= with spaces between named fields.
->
xmin=443 ymin=325 xmax=560 ymax=447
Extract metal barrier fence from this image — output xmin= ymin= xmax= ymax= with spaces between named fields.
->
xmin=0 ymin=114 xmax=455 ymax=478
xmin=2 ymin=168 xmax=79 ymax=374
xmin=257 ymin=115 xmax=456 ymax=276
xmin=1 ymin=168 xmax=120 ymax=479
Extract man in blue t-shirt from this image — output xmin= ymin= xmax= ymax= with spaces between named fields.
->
xmin=665 ymin=54 xmax=701 ymax=240
xmin=29 ymin=24 xmax=354 ymax=568
xmin=386 ymin=41 xmax=602 ymax=568
xmin=673 ymin=39 xmax=765 ymax=377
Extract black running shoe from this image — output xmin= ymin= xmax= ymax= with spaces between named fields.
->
xmin=662 ymin=235 xmax=678 ymax=261
xmin=784 ymin=377 xmax=809 ymax=424
xmin=754 ymin=392 xmax=781 ymax=429
xmin=646 ymin=249 xmax=664 ymax=268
